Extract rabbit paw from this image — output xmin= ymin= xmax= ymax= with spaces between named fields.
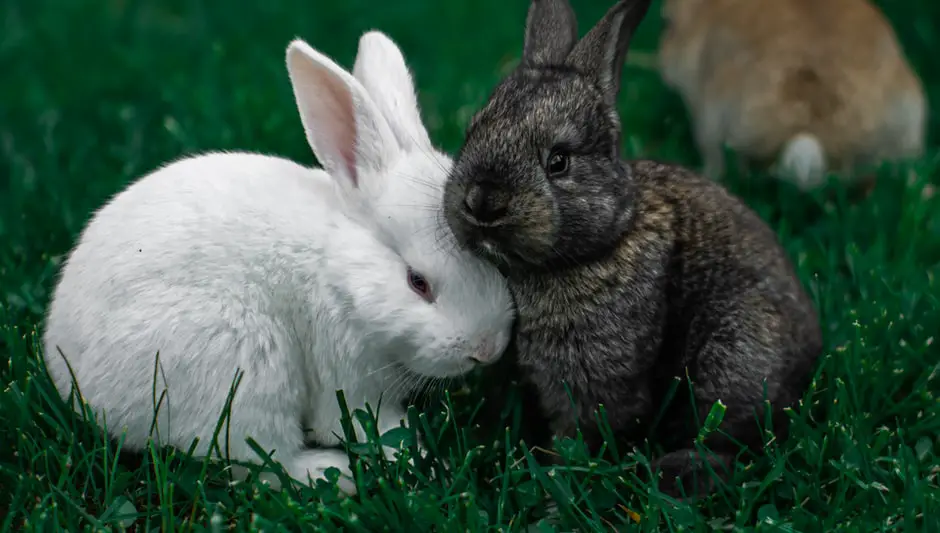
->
xmin=286 ymin=448 xmax=358 ymax=495
xmin=376 ymin=412 xmax=424 ymax=469
xmin=651 ymin=448 xmax=731 ymax=501
xmin=380 ymin=442 xmax=425 ymax=472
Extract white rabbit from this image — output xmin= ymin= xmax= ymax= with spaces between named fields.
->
xmin=41 ymin=31 xmax=515 ymax=496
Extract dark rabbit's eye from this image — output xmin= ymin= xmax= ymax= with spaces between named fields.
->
xmin=407 ymin=267 xmax=434 ymax=302
xmin=547 ymin=150 xmax=570 ymax=176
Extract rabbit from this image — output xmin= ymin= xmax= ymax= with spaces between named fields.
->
xmin=441 ymin=0 xmax=822 ymax=498
xmin=657 ymin=0 xmax=927 ymax=189
xmin=41 ymin=31 xmax=515 ymax=496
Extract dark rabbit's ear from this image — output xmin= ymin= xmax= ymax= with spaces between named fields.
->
xmin=565 ymin=0 xmax=652 ymax=105
xmin=521 ymin=0 xmax=578 ymax=67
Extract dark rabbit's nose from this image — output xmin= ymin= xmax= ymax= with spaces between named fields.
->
xmin=463 ymin=182 xmax=508 ymax=223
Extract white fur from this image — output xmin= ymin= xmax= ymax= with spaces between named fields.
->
xmin=777 ymin=132 xmax=827 ymax=190
xmin=353 ymin=32 xmax=432 ymax=151
xmin=42 ymin=32 xmax=515 ymax=495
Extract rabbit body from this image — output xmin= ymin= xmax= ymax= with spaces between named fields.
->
xmin=506 ymin=159 xmax=820 ymax=477
xmin=45 ymin=153 xmax=407 ymax=487
xmin=443 ymin=0 xmax=822 ymax=496
xmin=658 ymin=0 xmax=927 ymax=187
xmin=43 ymin=33 xmax=515 ymax=494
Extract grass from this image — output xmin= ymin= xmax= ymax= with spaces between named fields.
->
xmin=2 ymin=0 xmax=939 ymax=530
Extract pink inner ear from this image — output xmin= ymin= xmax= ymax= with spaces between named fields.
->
xmin=316 ymin=67 xmax=359 ymax=188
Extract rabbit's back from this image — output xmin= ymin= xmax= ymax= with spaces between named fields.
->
xmin=42 ymin=152 xmax=366 ymax=453
xmin=630 ymin=160 xmax=821 ymax=442
xmin=661 ymin=0 xmax=925 ymax=164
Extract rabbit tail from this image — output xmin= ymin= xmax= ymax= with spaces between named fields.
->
xmin=777 ymin=132 xmax=826 ymax=190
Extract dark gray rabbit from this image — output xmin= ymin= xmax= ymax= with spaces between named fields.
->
xmin=443 ymin=0 xmax=823 ymax=496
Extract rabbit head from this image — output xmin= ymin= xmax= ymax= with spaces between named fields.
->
xmin=286 ymin=33 xmax=515 ymax=377
xmin=443 ymin=0 xmax=652 ymax=271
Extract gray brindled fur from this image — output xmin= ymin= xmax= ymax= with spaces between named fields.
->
xmin=443 ymin=0 xmax=823 ymax=497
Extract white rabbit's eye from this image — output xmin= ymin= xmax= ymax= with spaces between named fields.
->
xmin=547 ymin=150 xmax=570 ymax=176
xmin=407 ymin=267 xmax=434 ymax=302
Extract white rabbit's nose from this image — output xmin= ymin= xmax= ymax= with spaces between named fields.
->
xmin=469 ymin=338 xmax=499 ymax=366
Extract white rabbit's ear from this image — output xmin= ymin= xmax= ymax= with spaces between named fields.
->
xmin=351 ymin=31 xmax=432 ymax=151
xmin=286 ymin=38 xmax=399 ymax=192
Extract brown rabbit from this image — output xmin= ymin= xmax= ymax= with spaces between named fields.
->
xmin=658 ymin=0 xmax=927 ymax=189
xmin=443 ymin=0 xmax=822 ymax=498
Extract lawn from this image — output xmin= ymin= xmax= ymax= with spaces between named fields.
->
xmin=2 ymin=0 xmax=939 ymax=530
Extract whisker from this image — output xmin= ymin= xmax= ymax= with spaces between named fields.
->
xmin=382 ymin=369 xmax=410 ymax=399
xmin=397 ymin=171 xmax=445 ymax=192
